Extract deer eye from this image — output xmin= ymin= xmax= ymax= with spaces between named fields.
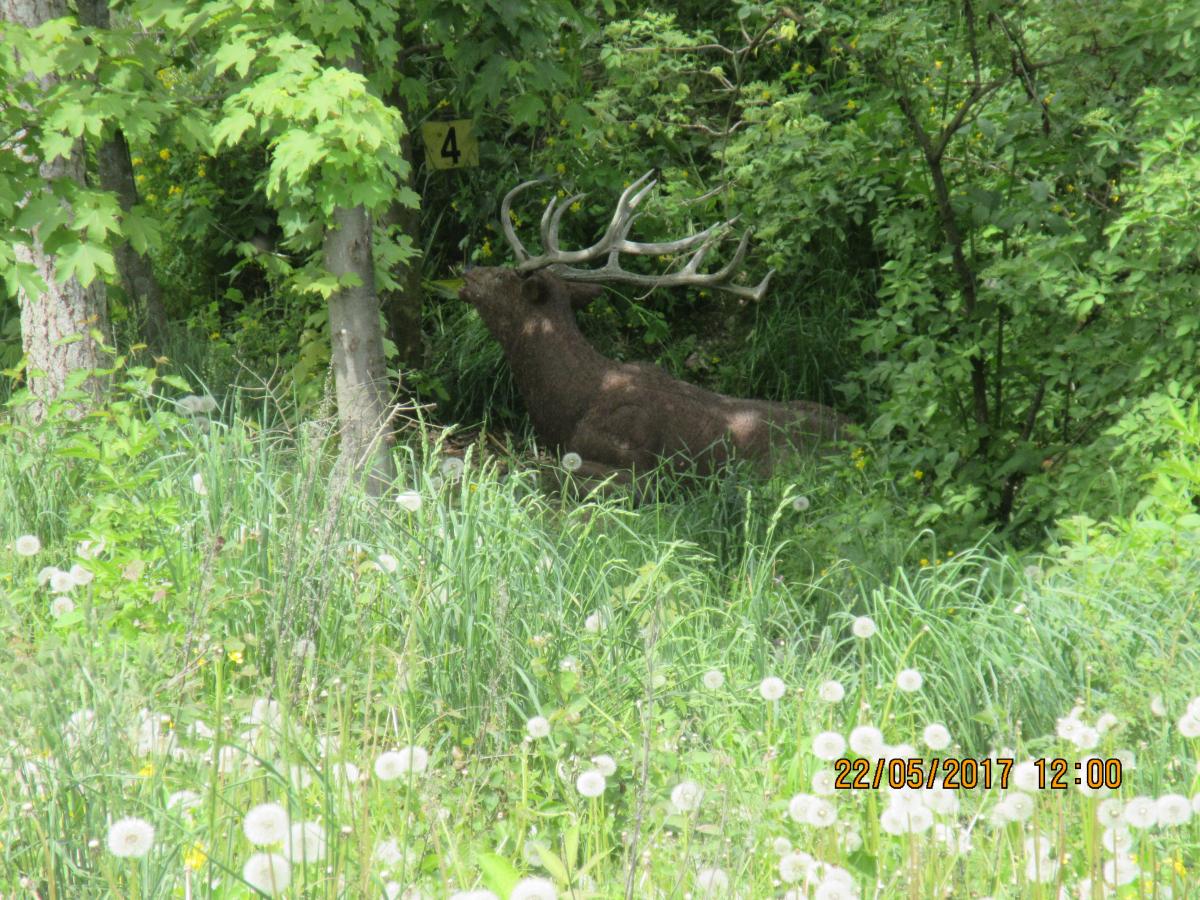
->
xmin=520 ymin=276 xmax=548 ymax=304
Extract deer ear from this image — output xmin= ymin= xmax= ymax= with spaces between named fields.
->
xmin=567 ymin=283 xmax=604 ymax=311
xmin=520 ymin=275 xmax=549 ymax=304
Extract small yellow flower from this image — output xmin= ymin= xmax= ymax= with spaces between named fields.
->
xmin=762 ymin=89 xmax=772 ymax=101
xmin=555 ymin=163 xmax=566 ymax=175
xmin=855 ymin=458 xmax=866 ymax=471
xmin=184 ymin=842 xmax=207 ymax=870
xmin=197 ymin=166 xmax=206 ymax=177
xmin=168 ymin=185 xmax=182 ymax=196
xmin=480 ymin=240 xmax=492 ymax=258
xmin=919 ymin=558 xmax=929 ymax=567
xmin=845 ymin=99 xmax=858 ymax=110
xmin=135 ymin=174 xmax=146 ymax=184
xmin=805 ymin=64 xmax=815 ymax=75
xmin=1065 ymin=183 xmax=1074 ymax=192
xmin=569 ymin=201 xmax=581 ymax=213
xmin=138 ymin=763 xmax=155 ymax=778
xmin=559 ymin=118 xmax=567 ymax=128
xmin=228 ymin=649 xmax=243 ymax=664
xmin=1111 ymin=194 xmax=1120 ymax=203
xmin=146 ymin=193 xmax=157 ymax=203
xmin=914 ymin=470 xmax=924 ymax=480
xmin=131 ymin=157 xmax=143 ymax=166
xmin=159 ymin=149 xmax=171 ymax=161
xmin=469 ymin=483 xmax=477 ymax=493
xmin=934 ymin=60 xmax=943 ymax=70
xmin=437 ymin=99 xmax=450 ymax=109
xmin=849 ymin=37 xmax=858 ymax=49
xmin=947 ymin=550 xmax=954 ymax=557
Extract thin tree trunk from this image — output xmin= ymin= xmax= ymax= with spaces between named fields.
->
xmin=4 ymin=0 xmax=111 ymax=421
xmin=76 ymin=0 xmax=170 ymax=352
xmin=379 ymin=92 xmax=424 ymax=369
xmin=324 ymin=204 xmax=397 ymax=496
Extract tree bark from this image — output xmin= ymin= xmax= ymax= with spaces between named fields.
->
xmin=324 ymin=204 xmax=397 ymax=496
xmin=76 ymin=0 xmax=170 ymax=352
xmin=4 ymin=0 xmax=111 ymax=421
xmin=379 ymin=92 xmax=424 ymax=370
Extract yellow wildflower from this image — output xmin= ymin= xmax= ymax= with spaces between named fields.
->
xmin=914 ymin=470 xmax=924 ymax=480
xmin=555 ymin=163 xmax=566 ymax=175
xmin=168 ymin=185 xmax=182 ymax=196
xmin=135 ymin=174 xmax=146 ymax=184
xmin=228 ymin=649 xmax=243 ymax=664
xmin=920 ymin=558 xmax=929 ymax=567
xmin=184 ymin=842 xmax=207 ymax=870
xmin=855 ymin=457 xmax=866 ymax=470
xmin=146 ymin=193 xmax=157 ymax=203
xmin=762 ymin=89 xmax=772 ymax=101
xmin=934 ymin=60 xmax=943 ymax=70
xmin=480 ymin=240 xmax=492 ymax=258
xmin=131 ymin=157 xmax=143 ymax=166
xmin=846 ymin=99 xmax=857 ymax=110
xmin=805 ymin=64 xmax=815 ymax=75
xmin=159 ymin=149 xmax=171 ymax=161
xmin=138 ymin=763 xmax=155 ymax=778
xmin=197 ymin=166 xmax=206 ymax=177
xmin=569 ymin=201 xmax=581 ymax=213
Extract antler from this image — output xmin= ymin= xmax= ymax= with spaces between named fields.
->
xmin=500 ymin=171 xmax=774 ymax=301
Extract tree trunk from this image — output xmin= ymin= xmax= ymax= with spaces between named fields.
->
xmin=76 ymin=0 xmax=170 ymax=353
xmin=323 ymin=204 xmax=397 ymax=496
xmin=4 ymin=0 xmax=111 ymax=421
xmin=379 ymin=93 xmax=424 ymax=369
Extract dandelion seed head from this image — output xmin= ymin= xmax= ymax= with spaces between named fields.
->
xmin=576 ymin=769 xmax=606 ymax=798
xmin=243 ymin=802 xmax=289 ymax=845
xmin=1121 ymin=795 xmax=1157 ymax=829
xmin=285 ymin=822 xmax=327 ymax=864
xmin=50 ymin=596 xmax=75 ymax=618
xmin=561 ymin=452 xmax=582 ymax=473
xmin=106 ymin=817 xmax=155 ymax=858
xmin=14 ymin=534 xmax=41 ymax=556
xmin=242 ymin=852 xmax=292 ymax=895
xmin=375 ymin=746 xmax=430 ymax=781
xmin=792 ymin=495 xmax=810 ymax=512
xmin=778 ymin=850 xmax=814 ymax=883
xmin=702 ymin=669 xmax=725 ymax=690
xmin=510 ymin=876 xmax=557 ymax=900
xmin=811 ymin=731 xmax=846 ymax=761
xmin=895 ymin=668 xmax=923 ymax=692
xmin=695 ymin=867 xmax=730 ymax=896
xmin=191 ymin=472 xmax=207 ymax=496
xmin=922 ymin=723 xmax=950 ymax=750
xmin=591 ymin=754 xmax=617 ymax=776
xmin=817 ymin=680 xmax=845 ymax=703
xmin=670 ymin=780 xmax=704 ymax=813
xmin=396 ymin=490 xmax=422 ymax=512
xmin=526 ymin=716 xmax=551 ymax=739
xmin=49 ymin=569 xmax=75 ymax=594
xmin=851 ymin=616 xmax=876 ymax=638
xmin=759 ymin=676 xmax=786 ymax=701
xmin=848 ymin=725 xmax=884 ymax=758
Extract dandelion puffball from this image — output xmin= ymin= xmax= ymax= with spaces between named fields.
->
xmin=922 ymin=723 xmax=951 ymax=750
xmin=576 ymin=769 xmax=606 ymax=798
xmin=243 ymin=802 xmax=290 ymax=845
xmin=811 ymin=731 xmax=846 ymax=761
xmin=396 ymin=490 xmax=422 ymax=512
xmin=895 ymin=668 xmax=923 ymax=692
xmin=242 ymin=852 xmax=292 ymax=895
xmin=670 ymin=780 xmax=704 ymax=813
xmin=375 ymin=746 xmax=429 ymax=781
xmin=526 ymin=716 xmax=551 ymax=739
xmin=561 ymin=452 xmax=582 ymax=473
xmin=817 ymin=680 xmax=845 ymax=703
xmin=696 ymin=868 xmax=730 ymax=896
xmin=848 ymin=725 xmax=884 ymax=758
xmin=285 ymin=821 xmax=327 ymax=864
xmin=510 ymin=877 xmax=558 ymax=900
xmin=591 ymin=754 xmax=617 ymax=776
xmin=792 ymin=495 xmax=810 ymax=511
xmin=106 ymin=817 xmax=155 ymax=858
xmin=851 ymin=616 xmax=876 ymax=639
xmin=702 ymin=669 xmax=725 ymax=690
xmin=14 ymin=534 xmax=41 ymax=556
xmin=759 ymin=676 xmax=786 ymax=701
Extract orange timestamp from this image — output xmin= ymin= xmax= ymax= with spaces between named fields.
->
xmin=833 ymin=757 xmax=1124 ymax=791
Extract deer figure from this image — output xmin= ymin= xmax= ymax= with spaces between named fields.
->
xmin=460 ymin=172 xmax=850 ymax=479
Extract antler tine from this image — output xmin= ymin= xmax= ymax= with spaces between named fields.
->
xmin=538 ymin=195 xmax=559 ymax=255
xmin=545 ymin=193 xmax=586 ymax=253
xmin=501 ymin=178 xmax=545 ymax=263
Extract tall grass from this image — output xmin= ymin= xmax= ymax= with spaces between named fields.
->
xmin=1 ymin=379 xmax=1198 ymax=897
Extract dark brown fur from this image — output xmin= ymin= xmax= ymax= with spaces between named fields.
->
xmin=461 ymin=267 xmax=850 ymax=476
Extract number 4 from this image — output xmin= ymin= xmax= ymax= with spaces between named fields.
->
xmin=440 ymin=127 xmax=462 ymax=165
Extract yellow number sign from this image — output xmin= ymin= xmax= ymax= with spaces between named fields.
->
xmin=421 ymin=120 xmax=479 ymax=169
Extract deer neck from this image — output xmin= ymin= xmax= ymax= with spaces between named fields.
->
xmin=503 ymin=309 xmax=607 ymax=446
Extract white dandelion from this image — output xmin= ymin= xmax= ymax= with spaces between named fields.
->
xmin=49 ymin=568 xmax=76 ymax=594
xmin=561 ymin=452 xmax=583 ymax=473
xmin=811 ymin=769 xmax=836 ymax=796
xmin=377 ymin=552 xmax=399 ymax=574
xmin=702 ymin=669 xmax=725 ymax=690
xmin=1178 ymin=713 xmax=1200 ymax=739
xmin=818 ymin=680 xmax=845 ymax=703
xmin=243 ymin=852 xmax=292 ymax=895
xmin=805 ymin=797 xmax=838 ymax=827
xmin=788 ymin=793 xmax=816 ymax=823
xmin=851 ymin=616 xmax=876 ymax=639
xmin=106 ymin=817 xmax=155 ymax=858
xmin=591 ymin=754 xmax=617 ymax=776
xmin=285 ymin=821 xmax=326 ymax=864
xmin=375 ymin=746 xmax=429 ymax=781
xmin=811 ymin=731 xmax=846 ymax=761
xmin=670 ymin=780 xmax=704 ymax=813
xmin=576 ymin=769 xmax=606 ymax=798
xmin=848 ymin=725 xmax=884 ymax=758
xmin=779 ymin=851 xmax=815 ymax=883
xmin=695 ymin=867 xmax=730 ymax=896
xmin=1102 ymin=856 xmax=1139 ymax=887
xmin=1101 ymin=827 xmax=1132 ymax=854
xmin=440 ymin=457 xmax=465 ymax=481
xmin=759 ymin=676 xmax=786 ymax=701
xmin=526 ymin=716 xmax=551 ymax=740
xmin=922 ymin=723 xmax=950 ymax=750
xmin=584 ymin=611 xmax=604 ymax=633
xmin=1121 ymin=796 xmax=1157 ymax=829
xmin=792 ymin=495 xmax=810 ymax=512
xmin=998 ymin=791 xmax=1035 ymax=823
xmin=167 ymin=790 xmax=202 ymax=812
xmin=14 ymin=534 xmax=41 ymax=556
xmin=50 ymin=596 xmax=75 ymax=618
xmin=511 ymin=878 xmax=557 ymax=900
xmin=396 ymin=490 xmax=422 ymax=512
xmin=1155 ymin=794 xmax=1191 ymax=826
xmin=1011 ymin=761 xmax=1040 ymax=793
xmin=243 ymin=802 xmax=289 ymax=846
xmin=895 ymin=668 xmax=923 ymax=692
xmin=68 ymin=563 xmax=93 ymax=586
xmin=77 ymin=538 xmax=105 ymax=559
xmin=191 ymin=472 xmax=207 ymax=496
